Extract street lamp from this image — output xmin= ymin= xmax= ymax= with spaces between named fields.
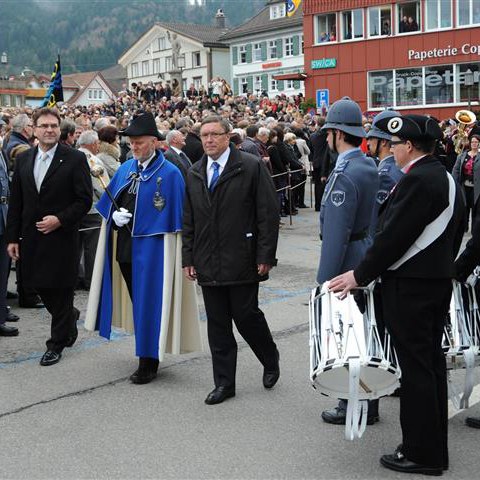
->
xmin=1 ymin=52 xmax=7 ymax=80
xmin=465 ymin=68 xmax=474 ymax=110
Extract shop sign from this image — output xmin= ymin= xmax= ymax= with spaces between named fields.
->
xmin=311 ymin=58 xmax=337 ymax=69
xmin=409 ymin=43 xmax=480 ymax=61
xmin=262 ymin=61 xmax=282 ymax=69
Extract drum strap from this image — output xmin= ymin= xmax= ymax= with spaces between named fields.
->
xmin=345 ymin=358 xmax=368 ymax=440
xmin=388 ymin=173 xmax=455 ymax=271
xmin=448 ymin=347 xmax=475 ymax=409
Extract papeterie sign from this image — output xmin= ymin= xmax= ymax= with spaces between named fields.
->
xmin=408 ymin=43 xmax=480 ymax=61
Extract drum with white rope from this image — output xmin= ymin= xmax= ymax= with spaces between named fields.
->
xmin=309 ymin=283 xmax=401 ymax=440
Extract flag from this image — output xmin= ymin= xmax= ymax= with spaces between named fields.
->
xmin=41 ymin=55 xmax=64 ymax=107
xmin=286 ymin=0 xmax=301 ymax=17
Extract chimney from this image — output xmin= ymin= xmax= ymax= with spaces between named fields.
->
xmin=215 ymin=9 xmax=226 ymax=29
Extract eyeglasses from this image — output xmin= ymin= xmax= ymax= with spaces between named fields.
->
xmin=390 ymin=140 xmax=406 ymax=147
xmin=200 ymin=132 xmax=227 ymax=139
xmin=36 ymin=123 xmax=60 ymax=130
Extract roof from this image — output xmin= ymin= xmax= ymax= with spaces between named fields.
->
xmin=156 ymin=22 xmax=229 ymax=47
xmin=61 ymin=71 xmax=115 ymax=104
xmin=220 ymin=3 xmax=302 ymax=41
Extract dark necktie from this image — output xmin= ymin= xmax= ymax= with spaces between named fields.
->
xmin=209 ymin=162 xmax=220 ymax=192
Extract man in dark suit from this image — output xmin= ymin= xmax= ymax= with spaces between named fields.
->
xmin=182 ymin=115 xmax=280 ymax=405
xmin=6 ymin=107 xmax=92 ymax=366
xmin=164 ymin=130 xmax=192 ymax=179
xmin=329 ymin=114 xmax=465 ymax=475
xmin=183 ymin=123 xmax=204 ymax=164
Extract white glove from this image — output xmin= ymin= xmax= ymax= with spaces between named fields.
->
xmin=112 ymin=207 xmax=132 ymax=227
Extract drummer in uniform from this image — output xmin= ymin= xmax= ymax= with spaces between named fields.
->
xmin=317 ymin=97 xmax=379 ymax=425
xmin=329 ymin=114 xmax=465 ymax=475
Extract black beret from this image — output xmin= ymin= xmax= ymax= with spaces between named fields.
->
xmin=375 ymin=114 xmax=442 ymax=141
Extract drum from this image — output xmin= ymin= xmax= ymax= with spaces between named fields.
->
xmin=309 ymin=283 xmax=401 ymax=439
xmin=444 ymin=280 xmax=480 ymax=409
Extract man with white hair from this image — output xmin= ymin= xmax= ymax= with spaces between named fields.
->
xmin=164 ymin=130 xmax=191 ymax=179
xmin=77 ymin=130 xmax=110 ymax=289
xmin=3 ymin=113 xmax=34 ymax=169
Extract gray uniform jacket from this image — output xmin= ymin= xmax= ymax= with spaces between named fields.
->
xmin=317 ymin=147 xmax=378 ymax=283
xmin=452 ymin=151 xmax=480 ymax=205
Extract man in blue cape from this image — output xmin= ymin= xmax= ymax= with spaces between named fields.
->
xmin=85 ymin=113 xmax=201 ymax=384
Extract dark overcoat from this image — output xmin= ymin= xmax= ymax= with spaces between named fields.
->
xmin=6 ymin=143 xmax=92 ymax=288
xmin=182 ymin=147 xmax=279 ymax=286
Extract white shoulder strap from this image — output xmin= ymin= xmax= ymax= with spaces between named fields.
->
xmin=388 ymin=173 xmax=455 ymax=271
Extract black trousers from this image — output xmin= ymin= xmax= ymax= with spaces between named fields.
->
xmin=381 ymin=277 xmax=450 ymax=468
xmin=311 ymin=168 xmax=325 ymax=211
xmin=201 ymin=283 xmax=277 ymax=388
xmin=78 ymin=213 xmax=102 ymax=289
xmin=37 ymin=287 xmax=75 ymax=353
xmin=0 ymin=235 xmax=9 ymax=325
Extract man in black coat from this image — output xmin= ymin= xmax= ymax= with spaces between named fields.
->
xmin=164 ymin=130 xmax=192 ymax=179
xmin=183 ymin=124 xmax=204 ymax=164
xmin=310 ymin=119 xmax=333 ymax=211
xmin=6 ymin=108 xmax=92 ymax=366
xmin=329 ymin=114 xmax=465 ymax=476
xmin=182 ymin=115 xmax=280 ymax=405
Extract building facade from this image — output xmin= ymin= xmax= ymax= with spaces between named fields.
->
xmin=0 ymin=79 xmax=26 ymax=108
xmin=118 ymin=13 xmax=230 ymax=94
xmin=221 ymin=0 xmax=305 ymax=97
xmin=62 ymin=72 xmax=116 ymax=106
xmin=304 ymin=0 xmax=480 ymax=118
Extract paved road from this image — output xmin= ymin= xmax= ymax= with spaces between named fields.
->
xmin=1 ymin=202 xmax=479 ymax=479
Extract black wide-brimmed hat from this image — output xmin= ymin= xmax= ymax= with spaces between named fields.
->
xmin=120 ymin=112 xmax=164 ymax=139
xmin=375 ymin=114 xmax=442 ymax=141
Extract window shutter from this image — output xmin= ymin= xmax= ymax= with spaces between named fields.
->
xmin=247 ymin=76 xmax=254 ymax=93
xmin=261 ymin=73 xmax=268 ymax=91
xmin=292 ymin=36 xmax=300 ymax=56
xmin=246 ymin=44 xmax=252 ymax=63
xmin=294 ymin=79 xmax=301 ymax=89
xmin=232 ymin=46 xmax=238 ymax=65
xmin=277 ymin=79 xmax=284 ymax=91
xmin=233 ymin=77 xmax=239 ymax=95
xmin=261 ymin=41 xmax=267 ymax=61
xmin=276 ymin=38 xmax=283 ymax=58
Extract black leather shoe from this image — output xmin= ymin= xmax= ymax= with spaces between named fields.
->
xmin=6 ymin=311 xmax=20 ymax=322
xmin=466 ymin=416 xmax=480 ymax=429
xmin=263 ymin=350 xmax=280 ymax=389
xmin=380 ymin=446 xmax=443 ymax=476
xmin=0 ymin=323 xmax=19 ymax=336
xmin=321 ymin=405 xmax=379 ymax=425
xmin=204 ymin=386 xmax=235 ymax=405
xmin=65 ymin=308 xmax=80 ymax=348
xmin=40 ymin=350 xmax=62 ymax=366
xmin=130 ymin=357 xmax=159 ymax=385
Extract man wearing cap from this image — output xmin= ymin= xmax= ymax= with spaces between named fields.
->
xmin=329 ymin=114 xmax=465 ymax=475
xmin=317 ymin=97 xmax=379 ymax=426
xmin=85 ymin=113 xmax=201 ymax=385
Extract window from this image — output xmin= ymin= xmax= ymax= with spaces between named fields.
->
xmin=268 ymin=40 xmax=277 ymax=59
xmin=369 ymin=71 xmax=394 ymax=108
xmin=457 ymin=0 xmax=480 ymax=26
xmin=424 ymin=65 xmax=454 ymax=104
xmin=301 ymin=35 xmax=304 ymax=54
xmin=93 ymin=90 xmax=98 ymax=99
xmin=368 ymin=6 xmax=391 ymax=37
xmin=342 ymin=9 xmax=363 ymax=41
xmin=285 ymin=79 xmax=294 ymax=90
xmin=315 ymin=13 xmax=336 ymax=43
xmin=253 ymin=43 xmax=262 ymax=62
xmin=165 ymin=56 xmax=172 ymax=72
xmin=254 ymin=75 xmax=262 ymax=93
xmin=157 ymin=37 xmax=166 ymax=51
xmin=425 ymin=0 xmax=451 ymax=30
xmin=98 ymin=90 xmax=103 ymax=99
xmin=270 ymin=3 xmax=286 ymax=19
xmin=396 ymin=68 xmax=423 ymax=106
xmin=239 ymin=45 xmax=247 ymax=64
xmin=142 ymin=60 xmax=149 ymax=76
xmin=88 ymin=90 xmax=92 ymax=99
xmin=193 ymin=76 xmax=202 ymax=90
xmin=270 ymin=76 xmax=278 ymax=91
xmin=457 ymin=63 xmax=480 ymax=103
xmin=153 ymin=58 xmax=160 ymax=74
xmin=285 ymin=37 xmax=293 ymax=57
xmin=397 ymin=1 xmax=420 ymax=33
xmin=192 ymin=51 xmax=201 ymax=67
xmin=131 ymin=62 xmax=138 ymax=77
xmin=182 ymin=78 xmax=187 ymax=92
xmin=240 ymin=77 xmax=249 ymax=94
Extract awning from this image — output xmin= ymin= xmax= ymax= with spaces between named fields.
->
xmin=273 ymin=72 xmax=307 ymax=81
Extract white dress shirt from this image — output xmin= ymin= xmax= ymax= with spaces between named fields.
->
xmin=207 ymin=147 xmax=230 ymax=187
xmin=34 ymin=144 xmax=58 ymax=191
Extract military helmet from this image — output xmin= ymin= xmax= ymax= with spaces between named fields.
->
xmin=322 ymin=96 xmax=365 ymax=138
xmin=366 ymin=109 xmax=400 ymax=141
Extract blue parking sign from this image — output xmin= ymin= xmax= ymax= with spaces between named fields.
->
xmin=316 ymin=89 xmax=329 ymax=109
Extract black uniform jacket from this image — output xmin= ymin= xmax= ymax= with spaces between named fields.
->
xmin=354 ymin=155 xmax=465 ymax=285
xmin=6 ymin=143 xmax=92 ymax=288
xmin=182 ymin=147 xmax=279 ymax=286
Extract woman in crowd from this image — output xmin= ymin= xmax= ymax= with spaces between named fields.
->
xmin=97 ymin=126 xmax=121 ymax=177
xmin=453 ymin=134 xmax=480 ymax=230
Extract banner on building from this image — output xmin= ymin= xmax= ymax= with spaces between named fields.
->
xmin=286 ymin=0 xmax=302 ymax=17
xmin=41 ymin=55 xmax=64 ymax=107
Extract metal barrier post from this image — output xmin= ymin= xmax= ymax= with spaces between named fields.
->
xmin=288 ymin=169 xmax=293 ymax=226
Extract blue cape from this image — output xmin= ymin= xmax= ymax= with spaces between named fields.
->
xmin=95 ymin=152 xmax=185 ymax=358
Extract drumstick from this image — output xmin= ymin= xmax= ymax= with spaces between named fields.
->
xmin=90 ymin=165 xmax=132 ymax=235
